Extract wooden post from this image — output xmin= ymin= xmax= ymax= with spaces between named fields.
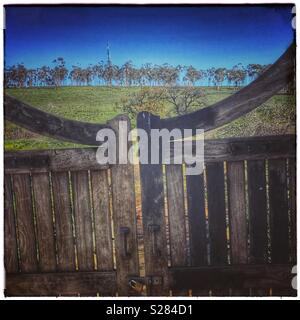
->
xmin=137 ymin=112 xmax=169 ymax=296
xmin=109 ymin=115 xmax=140 ymax=296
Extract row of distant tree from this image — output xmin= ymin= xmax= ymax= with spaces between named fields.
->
xmin=4 ymin=57 xmax=271 ymax=88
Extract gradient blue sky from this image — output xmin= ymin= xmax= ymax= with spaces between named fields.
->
xmin=5 ymin=5 xmax=294 ymax=69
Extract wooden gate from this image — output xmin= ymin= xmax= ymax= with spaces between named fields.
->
xmin=136 ymin=42 xmax=296 ymax=296
xmin=4 ymin=42 xmax=296 ymax=296
xmin=4 ymin=114 xmax=140 ymax=296
xmin=136 ymin=123 xmax=296 ymax=296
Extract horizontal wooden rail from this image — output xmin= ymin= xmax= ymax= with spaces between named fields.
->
xmin=5 ymin=147 xmax=108 ymax=173
xmin=5 ymin=135 xmax=295 ymax=172
xmin=168 ymin=134 xmax=295 ymax=163
xmin=170 ymin=264 xmax=295 ymax=290
xmin=153 ymin=42 xmax=295 ymax=133
xmin=6 ymin=271 xmax=116 ymax=296
xmin=4 ymin=95 xmax=113 ymax=145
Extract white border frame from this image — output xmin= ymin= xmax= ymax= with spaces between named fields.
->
xmin=0 ymin=0 xmax=298 ymax=301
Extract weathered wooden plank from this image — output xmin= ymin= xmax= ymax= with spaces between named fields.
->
xmin=206 ymin=162 xmax=227 ymax=266
xmin=206 ymin=162 xmax=228 ymax=296
xmin=248 ymin=160 xmax=268 ymax=264
xmin=186 ymin=171 xmax=208 ymax=296
xmin=91 ymin=170 xmax=114 ymax=271
xmin=5 ymin=94 xmax=112 ymax=146
xmin=5 ymin=135 xmax=295 ymax=173
xmin=170 ymin=135 xmax=295 ymax=163
xmin=159 ymin=42 xmax=295 ymax=132
xmin=227 ymin=161 xmax=248 ymax=264
xmin=165 ymin=165 xmax=187 ymax=267
xmin=169 ymin=135 xmax=295 ymax=163
xmin=166 ymin=165 xmax=188 ymax=296
xmin=170 ymin=264 xmax=294 ymax=291
xmin=269 ymin=159 xmax=289 ymax=264
xmin=289 ymin=158 xmax=296 ymax=264
xmin=6 ymin=271 xmax=116 ymax=296
xmin=268 ymin=159 xmax=295 ymax=296
xmin=4 ymin=174 xmax=19 ymax=273
xmin=5 ymin=148 xmax=108 ymax=173
xmin=109 ymin=115 xmax=140 ymax=295
xmin=51 ymin=172 xmax=75 ymax=271
xmin=137 ymin=112 xmax=169 ymax=296
xmin=247 ymin=160 xmax=268 ymax=296
xmin=186 ymin=172 xmax=207 ymax=266
xmin=32 ymin=173 xmax=56 ymax=272
xmin=227 ymin=161 xmax=248 ymax=296
xmin=12 ymin=174 xmax=38 ymax=272
xmin=71 ymin=171 xmax=94 ymax=271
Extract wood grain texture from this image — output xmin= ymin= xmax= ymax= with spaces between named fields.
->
xmin=6 ymin=271 xmax=116 ymax=296
xmin=227 ymin=161 xmax=248 ymax=296
xmin=5 ymin=148 xmax=108 ymax=173
xmin=206 ymin=162 xmax=229 ymax=296
xmin=206 ymin=162 xmax=227 ymax=266
xmin=71 ymin=171 xmax=94 ymax=271
xmin=4 ymin=174 xmax=19 ymax=273
xmin=227 ymin=161 xmax=248 ymax=264
xmin=137 ymin=112 xmax=169 ymax=296
xmin=32 ymin=173 xmax=56 ymax=272
xmin=51 ymin=172 xmax=75 ymax=271
xmin=12 ymin=174 xmax=38 ymax=272
xmin=170 ymin=264 xmax=294 ymax=291
xmin=169 ymin=135 xmax=295 ymax=163
xmin=91 ymin=170 xmax=114 ymax=271
xmin=268 ymin=159 xmax=295 ymax=296
xmin=5 ymin=94 xmax=112 ymax=146
xmin=247 ymin=160 xmax=268 ymax=296
xmin=247 ymin=160 xmax=268 ymax=264
xmin=166 ymin=165 xmax=187 ymax=267
xmin=268 ymin=159 xmax=289 ymax=264
xmin=186 ymin=172 xmax=207 ymax=266
xmin=109 ymin=115 xmax=140 ymax=295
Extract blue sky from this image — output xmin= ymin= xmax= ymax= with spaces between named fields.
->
xmin=5 ymin=5 xmax=294 ymax=70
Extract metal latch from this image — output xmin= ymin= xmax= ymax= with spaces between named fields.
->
xmin=128 ymin=276 xmax=163 ymax=295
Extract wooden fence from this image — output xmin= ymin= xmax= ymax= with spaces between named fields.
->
xmin=4 ymin=41 xmax=296 ymax=296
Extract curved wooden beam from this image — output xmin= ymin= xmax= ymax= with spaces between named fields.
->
xmin=4 ymin=95 xmax=112 ymax=145
xmin=159 ymin=42 xmax=295 ymax=132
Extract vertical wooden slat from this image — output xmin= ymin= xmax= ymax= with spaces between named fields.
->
xmin=91 ymin=170 xmax=114 ymax=271
xmin=166 ymin=165 xmax=188 ymax=296
xmin=71 ymin=171 xmax=94 ymax=271
xmin=247 ymin=160 xmax=268 ymax=296
xmin=206 ymin=162 xmax=227 ymax=266
xmin=228 ymin=161 xmax=247 ymax=263
xmin=268 ymin=159 xmax=294 ymax=296
xmin=110 ymin=115 xmax=140 ymax=296
xmin=186 ymin=170 xmax=208 ymax=296
xmin=227 ymin=161 xmax=248 ymax=296
xmin=4 ymin=174 xmax=19 ymax=273
xmin=52 ymin=172 xmax=75 ymax=271
xmin=32 ymin=172 xmax=56 ymax=272
xmin=269 ymin=159 xmax=289 ymax=264
xmin=137 ymin=112 xmax=169 ymax=296
xmin=12 ymin=174 xmax=38 ymax=272
xmin=206 ymin=162 xmax=228 ymax=296
xmin=186 ymin=172 xmax=207 ymax=266
xmin=166 ymin=165 xmax=187 ymax=267
xmin=289 ymin=158 xmax=296 ymax=265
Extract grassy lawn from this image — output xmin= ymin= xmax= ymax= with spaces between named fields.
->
xmin=5 ymin=86 xmax=295 ymax=151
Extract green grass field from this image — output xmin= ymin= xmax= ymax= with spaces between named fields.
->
xmin=5 ymin=86 xmax=296 ymax=151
